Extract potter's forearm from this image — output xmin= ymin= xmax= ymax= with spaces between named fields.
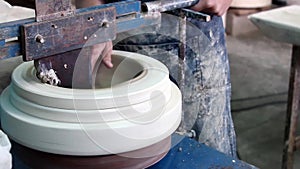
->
xmin=191 ymin=0 xmax=232 ymax=16
xmin=75 ymin=0 xmax=113 ymax=71
xmin=75 ymin=0 xmax=105 ymax=8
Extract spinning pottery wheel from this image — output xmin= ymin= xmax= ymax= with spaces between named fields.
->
xmin=0 ymin=51 xmax=182 ymax=168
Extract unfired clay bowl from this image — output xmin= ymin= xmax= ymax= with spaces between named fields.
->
xmin=0 ymin=50 xmax=182 ymax=156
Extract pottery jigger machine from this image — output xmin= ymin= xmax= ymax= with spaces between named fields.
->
xmin=0 ymin=0 xmax=210 ymax=87
xmin=0 ymin=0 xmax=212 ymax=169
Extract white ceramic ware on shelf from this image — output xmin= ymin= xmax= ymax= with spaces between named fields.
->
xmin=231 ymin=0 xmax=271 ymax=8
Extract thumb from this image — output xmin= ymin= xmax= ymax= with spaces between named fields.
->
xmin=190 ymin=0 xmax=206 ymax=12
xmin=101 ymin=42 xmax=113 ymax=68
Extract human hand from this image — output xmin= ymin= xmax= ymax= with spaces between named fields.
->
xmin=90 ymin=41 xmax=113 ymax=72
xmin=191 ymin=0 xmax=232 ymax=16
xmin=75 ymin=0 xmax=113 ymax=70
xmin=75 ymin=0 xmax=105 ymax=8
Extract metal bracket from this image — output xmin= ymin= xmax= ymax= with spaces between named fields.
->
xmin=169 ymin=8 xmax=211 ymax=22
xmin=180 ymin=8 xmax=211 ymax=22
xmin=35 ymin=0 xmax=74 ymax=22
xmin=22 ymin=6 xmax=116 ymax=61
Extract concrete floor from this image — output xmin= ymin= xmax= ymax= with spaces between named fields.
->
xmin=227 ymin=0 xmax=300 ymax=168
xmin=1 ymin=1 xmax=300 ymax=169
xmin=228 ymin=30 xmax=300 ymax=169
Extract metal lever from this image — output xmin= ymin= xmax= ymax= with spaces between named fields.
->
xmin=142 ymin=0 xmax=199 ymax=12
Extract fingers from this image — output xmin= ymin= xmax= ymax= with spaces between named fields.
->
xmin=102 ymin=57 xmax=113 ymax=68
xmin=191 ymin=0 xmax=217 ymax=12
xmin=191 ymin=0 xmax=232 ymax=16
xmin=90 ymin=41 xmax=113 ymax=69
xmin=101 ymin=41 xmax=113 ymax=68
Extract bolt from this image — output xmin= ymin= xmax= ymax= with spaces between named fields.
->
xmin=186 ymin=130 xmax=196 ymax=138
xmin=88 ymin=17 xmax=94 ymax=21
xmin=35 ymin=34 xmax=45 ymax=44
xmin=51 ymin=24 xmax=58 ymax=29
xmin=100 ymin=21 xmax=109 ymax=28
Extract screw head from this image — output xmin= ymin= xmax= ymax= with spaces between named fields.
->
xmin=35 ymin=34 xmax=45 ymax=44
xmin=51 ymin=24 xmax=58 ymax=29
xmin=100 ymin=22 xmax=109 ymax=28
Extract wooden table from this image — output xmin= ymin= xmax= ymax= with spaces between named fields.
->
xmin=249 ymin=5 xmax=300 ymax=169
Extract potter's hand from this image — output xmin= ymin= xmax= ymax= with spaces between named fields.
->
xmin=91 ymin=41 xmax=113 ymax=71
xmin=191 ymin=0 xmax=232 ymax=16
xmin=75 ymin=0 xmax=113 ymax=69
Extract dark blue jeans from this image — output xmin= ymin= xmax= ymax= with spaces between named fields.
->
xmin=114 ymin=13 xmax=237 ymax=158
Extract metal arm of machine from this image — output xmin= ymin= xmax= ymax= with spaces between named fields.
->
xmin=0 ymin=0 xmax=211 ymax=60
xmin=0 ymin=0 xmax=212 ymax=87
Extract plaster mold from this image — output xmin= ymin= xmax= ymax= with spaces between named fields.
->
xmin=0 ymin=50 xmax=182 ymax=156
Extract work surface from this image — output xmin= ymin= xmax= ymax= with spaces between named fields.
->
xmin=13 ymin=134 xmax=254 ymax=169
xmin=149 ymin=135 xmax=253 ymax=169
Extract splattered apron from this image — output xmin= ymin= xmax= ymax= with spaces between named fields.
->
xmin=113 ymin=11 xmax=237 ymax=158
